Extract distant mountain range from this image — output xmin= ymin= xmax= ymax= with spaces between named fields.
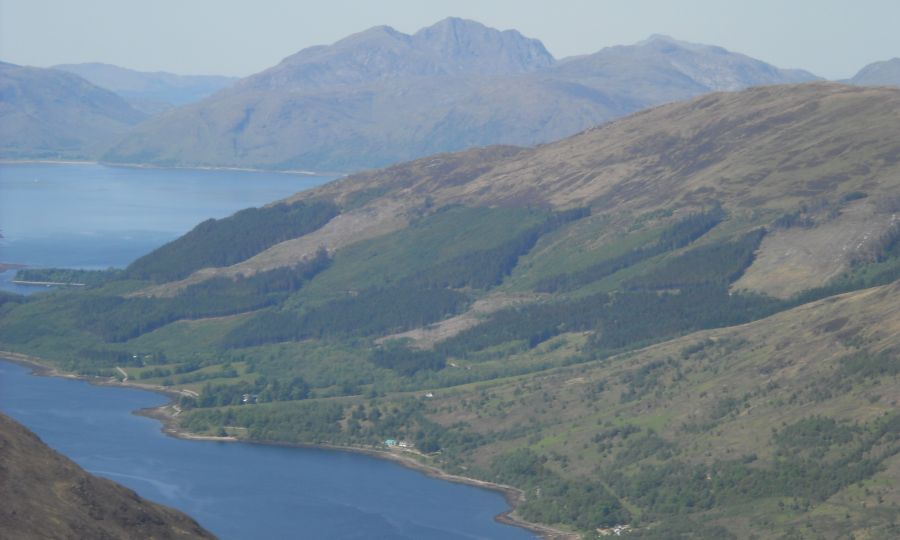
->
xmin=0 ymin=61 xmax=146 ymax=160
xmin=846 ymin=57 xmax=900 ymax=86
xmin=53 ymin=62 xmax=237 ymax=114
xmin=102 ymin=18 xmax=820 ymax=171
xmin=2 ymin=18 xmax=896 ymax=170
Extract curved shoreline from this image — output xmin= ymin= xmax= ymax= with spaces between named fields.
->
xmin=0 ymin=351 xmax=578 ymax=540
xmin=0 ymin=158 xmax=342 ymax=177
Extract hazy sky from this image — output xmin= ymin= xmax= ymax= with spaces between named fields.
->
xmin=1 ymin=0 xmax=897 ymax=80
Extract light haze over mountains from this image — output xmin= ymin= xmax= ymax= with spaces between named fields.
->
xmin=52 ymin=63 xmax=237 ymax=114
xmin=1 ymin=18 xmax=898 ymax=170
xmin=0 ymin=61 xmax=146 ymax=160
xmin=100 ymin=18 xmax=819 ymax=171
xmin=3 ymin=10 xmax=900 ymax=540
xmin=846 ymin=57 xmax=900 ymax=86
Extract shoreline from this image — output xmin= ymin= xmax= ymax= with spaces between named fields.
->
xmin=11 ymin=280 xmax=85 ymax=287
xmin=0 ymin=158 xmax=343 ymax=177
xmin=0 ymin=351 xmax=578 ymax=540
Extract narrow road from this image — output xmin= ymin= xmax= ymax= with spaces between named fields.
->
xmin=115 ymin=366 xmax=128 ymax=382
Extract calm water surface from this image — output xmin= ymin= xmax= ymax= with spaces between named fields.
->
xmin=0 ymin=163 xmax=536 ymax=539
xmin=0 ymin=163 xmax=334 ymax=293
xmin=0 ymin=361 xmax=534 ymax=539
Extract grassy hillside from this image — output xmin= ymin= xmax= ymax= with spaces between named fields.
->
xmin=1 ymin=83 xmax=899 ymax=538
xmin=0 ymin=413 xmax=214 ymax=539
xmin=409 ymin=281 xmax=900 ymax=538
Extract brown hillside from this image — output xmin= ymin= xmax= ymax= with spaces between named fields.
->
xmin=0 ymin=413 xmax=215 ymax=540
xmin=143 ymin=83 xmax=900 ymax=298
xmin=317 ymin=82 xmax=899 ymax=212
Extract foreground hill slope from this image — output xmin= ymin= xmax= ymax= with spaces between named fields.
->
xmin=0 ymin=412 xmax=214 ymax=539
xmin=0 ymin=62 xmax=147 ymax=160
xmin=103 ymin=19 xmax=817 ymax=171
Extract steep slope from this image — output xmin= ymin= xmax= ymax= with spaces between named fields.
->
xmin=103 ymin=20 xmax=817 ymax=172
xmin=552 ymin=34 xmax=816 ymax=100
xmin=0 ymin=62 xmax=147 ymax=159
xmin=238 ymin=18 xmax=553 ymax=93
xmin=416 ymin=280 xmax=900 ymax=538
xmin=146 ymin=83 xmax=899 ymax=299
xmin=53 ymin=62 xmax=237 ymax=114
xmin=2 ymin=82 xmax=899 ymax=539
xmin=0 ymin=412 xmax=214 ymax=539
xmin=847 ymin=57 xmax=900 ymax=87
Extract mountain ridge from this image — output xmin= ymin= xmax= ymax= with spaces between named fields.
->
xmin=0 ymin=62 xmax=147 ymax=160
xmin=2 ymin=81 xmax=900 ymax=538
xmin=847 ymin=57 xmax=900 ymax=87
xmin=233 ymin=17 xmax=553 ymax=94
xmin=101 ymin=19 xmax=819 ymax=171
xmin=52 ymin=62 xmax=238 ymax=114
xmin=147 ymin=82 xmax=894 ymax=295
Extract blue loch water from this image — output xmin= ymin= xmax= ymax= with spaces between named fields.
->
xmin=0 ymin=163 xmax=334 ymax=293
xmin=0 ymin=361 xmax=533 ymax=540
xmin=0 ymin=163 xmax=535 ymax=539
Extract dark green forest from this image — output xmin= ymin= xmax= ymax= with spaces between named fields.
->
xmin=125 ymin=199 xmax=338 ymax=282
xmin=2 ymin=197 xmax=899 ymax=538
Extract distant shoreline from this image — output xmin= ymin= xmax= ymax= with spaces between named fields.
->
xmin=11 ymin=280 xmax=85 ymax=287
xmin=0 ymin=351 xmax=578 ymax=540
xmin=0 ymin=158 xmax=343 ymax=177
xmin=0 ymin=263 xmax=28 ymax=272
xmin=0 ymin=159 xmax=97 ymax=166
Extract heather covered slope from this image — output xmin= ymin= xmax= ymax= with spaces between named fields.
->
xmin=0 ymin=62 xmax=146 ymax=160
xmin=159 ymin=83 xmax=900 ymax=299
xmin=2 ymin=82 xmax=900 ymax=538
xmin=102 ymin=20 xmax=817 ymax=171
xmin=412 ymin=280 xmax=900 ymax=538
xmin=0 ymin=413 xmax=214 ymax=539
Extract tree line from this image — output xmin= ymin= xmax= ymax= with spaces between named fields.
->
xmin=125 ymin=199 xmax=339 ymax=282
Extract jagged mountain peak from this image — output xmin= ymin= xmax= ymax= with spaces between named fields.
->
xmin=412 ymin=17 xmax=554 ymax=73
xmin=242 ymin=18 xmax=554 ymax=92
xmin=105 ymin=23 xmax=825 ymax=172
